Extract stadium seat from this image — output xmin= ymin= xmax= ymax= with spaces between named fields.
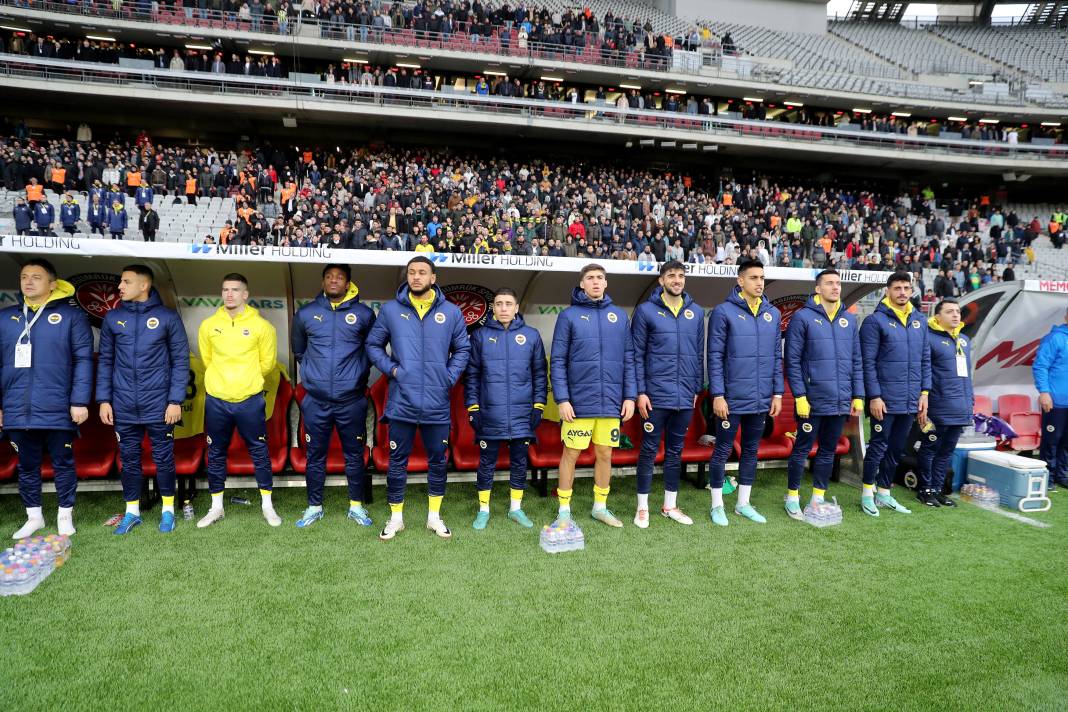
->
xmin=449 ymin=385 xmax=511 ymax=471
xmin=997 ymin=394 xmax=1033 ymax=420
xmin=41 ymin=408 xmax=117 ymax=479
xmin=527 ymin=416 xmax=594 ymax=495
xmin=207 ymin=378 xmax=293 ymax=475
xmin=369 ymin=377 xmax=436 ymax=473
xmin=0 ymin=440 xmax=17 ymax=482
xmin=119 ymin=433 xmax=206 ymax=477
xmin=288 ymin=384 xmax=371 ymax=472
xmin=973 ymin=394 xmax=994 ymax=416
xmin=681 ymin=393 xmax=713 ymax=486
xmin=738 ymin=391 xmax=850 ymax=461
xmin=1008 ymin=413 xmax=1042 ymax=451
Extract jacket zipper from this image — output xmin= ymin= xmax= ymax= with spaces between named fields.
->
xmin=504 ymin=323 xmax=511 ymax=432
xmin=134 ymin=306 xmax=142 ymax=421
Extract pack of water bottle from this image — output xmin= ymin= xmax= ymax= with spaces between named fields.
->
xmin=803 ymin=497 xmax=843 ymax=528
xmin=540 ymin=519 xmax=585 ymax=553
xmin=0 ymin=535 xmax=71 ymax=596
xmin=960 ymin=483 xmax=999 ymax=509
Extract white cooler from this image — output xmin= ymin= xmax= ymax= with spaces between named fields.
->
xmin=967 ymin=451 xmax=1052 ymax=512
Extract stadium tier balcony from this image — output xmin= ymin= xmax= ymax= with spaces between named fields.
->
xmin=2 ymin=55 xmax=1066 ymax=175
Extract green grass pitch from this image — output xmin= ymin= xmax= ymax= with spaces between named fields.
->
xmin=1 ymin=470 xmax=1066 ymax=711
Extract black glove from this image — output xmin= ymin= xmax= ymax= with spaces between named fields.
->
xmin=469 ymin=409 xmax=482 ymax=434
xmin=530 ymin=408 xmax=544 ymax=431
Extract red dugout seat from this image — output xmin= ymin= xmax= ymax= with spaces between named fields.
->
xmin=206 ymin=378 xmax=293 ymax=474
xmin=449 ymin=386 xmax=511 ymax=471
xmin=998 ymin=394 xmax=1041 ymax=451
xmin=0 ymin=440 xmax=17 ymax=482
xmin=41 ymin=407 xmax=116 ymax=479
xmin=369 ymin=377 xmax=436 ymax=473
xmin=973 ymin=395 xmax=993 ymax=416
xmin=288 ymin=384 xmax=370 ymax=473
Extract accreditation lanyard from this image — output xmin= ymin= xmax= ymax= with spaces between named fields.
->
xmin=954 ymin=336 xmax=968 ymax=378
xmin=14 ymin=303 xmax=47 ymax=368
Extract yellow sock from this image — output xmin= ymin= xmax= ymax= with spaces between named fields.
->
xmin=862 ymin=483 xmax=875 ymax=496
xmin=161 ymin=495 xmax=175 ymax=507
xmin=477 ymin=490 xmax=491 ymax=507
xmin=349 ymin=500 xmax=363 ymax=510
xmin=509 ymin=488 xmax=524 ymax=512
xmin=390 ymin=502 xmax=404 ymax=515
xmin=812 ymin=488 xmax=826 ymax=500
xmin=428 ymin=495 xmax=443 ymax=514
xmin=787 ymin=489 xmax=799 ymax=499
xmin=593 ymin=484 xmax=610 ymax=508
xmin=558 ymin=488 xmax=573 ymax=510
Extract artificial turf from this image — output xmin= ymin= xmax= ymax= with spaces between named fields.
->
xmin=0 ymin=470 xmax=1065 ymax=711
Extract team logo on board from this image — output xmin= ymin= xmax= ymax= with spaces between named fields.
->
xmin=441 ymin=283 xmax=494 ymax=332
xmin=69 ymin=272 xmax=121 ymax=328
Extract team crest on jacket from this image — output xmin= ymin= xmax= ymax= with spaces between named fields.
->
xmin=242 ymin=329 xmax=251 ymax=336
xmin=441 ymin=283 xmax=494 ymax=331
xmin=683 ymin=309 xmax=694 ymax=320
xmin=305 ymin=433 xmax=311 ymax=443
xmin=839 ymin=318 xmax=849 ymax=328
xmin=69 ymin=272 xmax=121 ymax=327
xmin=389 ymin=440 xmax=397 ymax=450
xmin=345 ymin=313 xmax=357 ymax=325
xmin=47 ymin=313 xmax=62 ymax=324
xmin=721 ymin=420 xmax=731 ymax=429
xmin=479 ymin=440 xmax=487 ymax=449
xmin=515 ymin=333 xmax=526 ymax=345
xmin=434 ymin=312 xmax=446 ymax=324
xmin=873 ymin=423 xmax=883 ymax=432
xmin=928 ymin=433 xmax=938 ymax=441
xmin=912 ymin=321 xmax=920 ymax=328
xmin=762 ymin=312 xmax=772 ymax=322
xmin=1049 ymin=425 xmax=1056 ymax=432
xmin=802 ymin=422 xmax=813 ymax=433
xmin=607 ymin=312 xmax=618 ymax=323
xmin=146 ymin=317 xmax=160 ymax=329
xmin=643 ymin=421 xmax=654 ymax=433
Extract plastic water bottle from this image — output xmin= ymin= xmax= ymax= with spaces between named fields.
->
xmin=182 ymin=500 xmax=195 ymax=521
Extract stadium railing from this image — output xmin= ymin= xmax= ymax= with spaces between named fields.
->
xmin=2 ymin=54 xmax=1065 ymax=167
xmin=0 ymin=0 xmax=694 ymax=74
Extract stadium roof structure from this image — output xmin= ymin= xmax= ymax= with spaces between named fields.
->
xmin=832 ymin=1 xmax=1068 ymax=24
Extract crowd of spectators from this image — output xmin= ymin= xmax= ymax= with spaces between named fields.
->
xmin=4 ymin=132 xmax=1062 ymax=298
xmin=4 ymin=29 xmax=1060 ymax=146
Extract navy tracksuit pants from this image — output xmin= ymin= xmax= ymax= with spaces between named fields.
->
xmin=205 ymin=393 xmax=272 ymax=493
xmin=916 ymin=422 xmax=964 ymax=493
xmin=386 ymin=420 xmax=449 ymax=504
xmin=637 ymin=408 xmax=691 ymax=495
xmin=709 ymin=412 xmax=766 ymax=488
xmin=787 ymin=414 xmax=846 ymax=492
xmin=8 ymin=429 xmax=77 ymax=508
xmin=1040 ymin=408 xmax=1068 ymax=482
xmin=863 ymin=412 xmax=914 ymax=488
xmin=116 ymin=422 xmax=177 ymax=501
xmin=475 ymin=439 xmax=529 ymax=492
xmin=301 ymin=393 xmax=368 ymax=506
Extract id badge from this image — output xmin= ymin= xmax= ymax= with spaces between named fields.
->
xmin=14 ymin=341 xmax=31 ymax=368
xmin=956 ymin=353 xmax=968 ymax=377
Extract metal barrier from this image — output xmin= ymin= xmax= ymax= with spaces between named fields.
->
xmin=1 ymin=53 xmax=1066 ymax=165
xmin=0 ymin=0 xmax=699 ymax=74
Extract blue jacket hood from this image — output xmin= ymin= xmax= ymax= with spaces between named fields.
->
xmin=395 ymin=284 xmax=446 ymax=309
